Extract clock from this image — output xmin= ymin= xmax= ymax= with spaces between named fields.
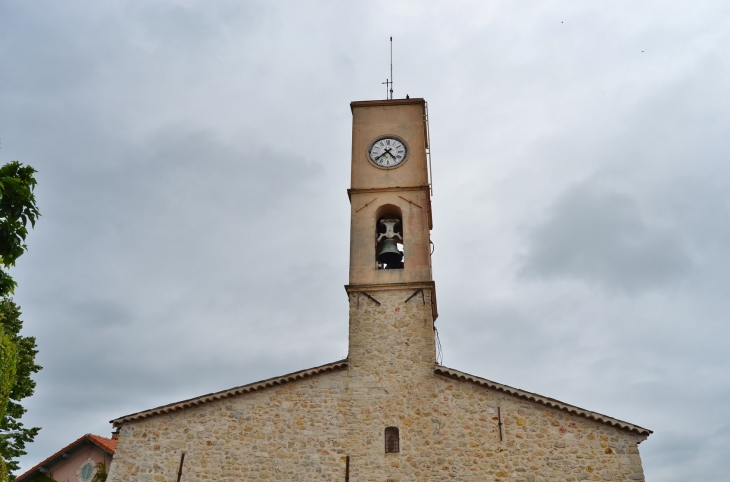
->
xmin=369 ymin=137 xmax=407 ymax=168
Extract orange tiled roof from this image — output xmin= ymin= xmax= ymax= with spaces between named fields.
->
xmin=87 ymin=434 xmax=118 ymax=454
xmin=16 ymin=433 xmax=116 ymax=482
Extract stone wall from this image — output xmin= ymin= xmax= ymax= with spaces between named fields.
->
xmin=108 ymin=288 xmax=646 ymax=481
xmin=109 ymin=374 xmax=348 ymax=482
xmin=342 ymin=288 xmax=647 ymax=481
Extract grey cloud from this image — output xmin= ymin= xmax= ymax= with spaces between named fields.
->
xmin=520 ymin=182 xmax=692 ymax=293
xmin=33 ymin=127 xmax=325 ymax=290
xmin=645 ymin=423 xmax=730 ymax=482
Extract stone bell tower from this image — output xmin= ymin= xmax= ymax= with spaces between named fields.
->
xmin=345 ymin=98 xmax=437 ymax=375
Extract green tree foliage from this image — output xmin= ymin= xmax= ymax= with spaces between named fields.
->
xmin=0 ymin=162 xmax=40 ymax=298
xmin=0 ymin=329 xmax=17 ymax=424
xmin=0 ymin=328 xmax=17 ymax=482
xmin=0 ymin=300 xmax=40 ymax=478
xmin=91 ymin=462 xmax=107 ymax=482
xmin=0 ymin=161 xmax=41 ymax=480
xmin=29 ymin=476 xmax=54 ymax=482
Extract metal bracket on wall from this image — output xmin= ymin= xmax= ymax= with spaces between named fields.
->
xmin=398 ymin=195 xmax=422 ymax=209
xmin=176 ymin=452 xmax=186 ymax=482
xmin=361 ymin=292 xmax=381 ymax=305
xmin=356 ymin=197 xmax=378 ymax=213
xmin=497 ymin=407 xmax=504 ymax=442
xmin=404 ymin=289 xmax=423 ymax=303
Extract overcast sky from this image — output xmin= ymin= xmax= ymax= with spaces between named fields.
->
xmin=2 ymin=1 xmax=729 ymax=480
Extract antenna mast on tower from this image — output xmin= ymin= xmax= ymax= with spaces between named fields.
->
xmin=390 ymin=36 xmax=393 ymax=100
xmin=382 ymin=36 xmax=393 ymax=100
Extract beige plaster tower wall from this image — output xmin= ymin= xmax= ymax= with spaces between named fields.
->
xmin=350 ymin=99 xmax=429 ymax=190
xmin=348 ymin=99 xmax=434 ymax=290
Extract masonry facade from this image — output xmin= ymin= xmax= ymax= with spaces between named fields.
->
xmin=107 ymin=99 xmax=650 ymax=482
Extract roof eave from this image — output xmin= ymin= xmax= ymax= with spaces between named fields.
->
xmin=110 ymin=360 xmax=349 ymax=427
xmin=434 ymin=366 xmax=652 ymax=437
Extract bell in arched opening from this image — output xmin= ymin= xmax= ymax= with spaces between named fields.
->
xmin=376 ymin=217 xmax=403 ymax=269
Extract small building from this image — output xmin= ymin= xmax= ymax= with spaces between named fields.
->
xmin=17 ymin=434 xmax=117 ymax=482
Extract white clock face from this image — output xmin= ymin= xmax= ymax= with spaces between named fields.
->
xmin=369 ymin=137 xmax=407 ymax=168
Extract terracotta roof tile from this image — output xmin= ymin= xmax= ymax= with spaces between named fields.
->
xmin=87 ymin=434 xmax=118 ymax=454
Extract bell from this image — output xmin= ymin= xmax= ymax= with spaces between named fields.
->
xmin=377 ymin=238 xmax=403 ymax=266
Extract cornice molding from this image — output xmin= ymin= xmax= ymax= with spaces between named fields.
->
xmin=350 ymin=98 xmax=425 ymax=110
xmin=345 ymin=281 xmax=438 ymax=319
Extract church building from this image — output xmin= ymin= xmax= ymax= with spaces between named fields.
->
xmin=107 ymin=98 xmax=650 ymax=482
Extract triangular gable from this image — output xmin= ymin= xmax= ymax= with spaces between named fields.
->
xmin=110 ymin=360 xmax=348 ymax=427
xmin=435 ymin=366 xmax=651 ymax=437
xmin=109 ymin=360 xmax=649 ymax=437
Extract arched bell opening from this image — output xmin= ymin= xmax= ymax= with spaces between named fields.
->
xmin=375 ymin=204 xmax=404 ymax=270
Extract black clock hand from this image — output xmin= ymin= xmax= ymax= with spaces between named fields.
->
xmin=382 ymin=148 xmax=396 ymax=160
xmin=376 ymin=149 xmax=392 ymax=160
